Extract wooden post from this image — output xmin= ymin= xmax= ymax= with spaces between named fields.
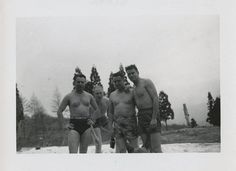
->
xmin=183 ymin=104 xmax=191 ymax=127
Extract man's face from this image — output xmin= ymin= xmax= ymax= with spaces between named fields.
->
xmin=113 ymin=76 xmax=125 ymax=90
xmin=93 ymin=87 xmax=104 ymax=100
xmin=74 ymin=77 xmax=86 ymax=91
xmin=126 ymin=68 xmax=139 ymax=82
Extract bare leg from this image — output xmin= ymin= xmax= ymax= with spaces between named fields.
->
xmin=68 ymin=130 xmax=80 ymax=153
xmin=115 ymin=138 xmax=126 ymax=153
xmin=129 ymin=138 xmax=139 ymax=149
xmin=79 ymin=128 xmax=92 ymax=153
xmin=150 ymin=132 xmax=162 ymax=153
xmin=94 ymin=128 xmax=102 ymax=153
xmin=140 ymin=133 xmax=148 ymax=148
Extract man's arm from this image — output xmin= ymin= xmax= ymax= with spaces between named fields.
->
xmin=107 ymin=96 xmax=115 ymax=133
xmin=57 ymin=94 xmax=70 ymax=129
xmin=90 ymin=95 xmax=98 ymax=122
xmin=145 ymin=79 xmax=160 ymax=120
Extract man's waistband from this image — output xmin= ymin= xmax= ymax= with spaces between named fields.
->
xmin=138 ymin=108 xmax=153 ymax=112
xmin=70 ymin=116 xmax=90 ymax=120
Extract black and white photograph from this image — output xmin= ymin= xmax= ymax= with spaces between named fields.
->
xmin=16 ymin=15 xmax=220 ymax=154
xmin=1 ymin=0 xmax=236 ymax=171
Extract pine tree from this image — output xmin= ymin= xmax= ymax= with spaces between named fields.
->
xmin=28 ymin=94 xmax=47 ymax=145
xmin=119 ymin=63 xmax=130 ymax=86
xmin=207 ymin=92 xmax=220 ymax=126
xmin=107 ymin=72 xmax=116 ymax=97
xmin=159 ymin=91 xmax=174 ymax=130
xmin=90 ymin=65 xmax=102 ymax=86
xmin=206 ymin=92 xmax=214 ymax=125
xmin=16 ymin=84 xmax=24 ymax=127
xmin=85 ymin=65 xmax=103 ymax=95
xmin=16 ymin=84 xmax=24 ymax=151
xmin=213 ymin=97 xmax=220 ymax=126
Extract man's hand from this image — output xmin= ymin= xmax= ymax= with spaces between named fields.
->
xmin=67 ymin=123 xmax=74 ymax=130
xmin=150 ymin=118 xmax=157 ymax=129
xmin=87 ymin=118 xmax=95 ymax=126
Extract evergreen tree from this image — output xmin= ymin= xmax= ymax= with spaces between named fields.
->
xmin=206 ymin=92 xmax=220 ymax=126
xmin=16 ymin=84 xmax=24 ymax=151
xmin=84 ymin=81 xmax=94 ymax=94
xmin=90 ymin=65 xmax=102 ymax=86
xmin=28 ymin=94 xmax=47 ymax=144
xmin=16 ymin=84 xmax=24 ymax=128
xmin=119 ymin=63 xmax=130 ymax=86
xmin=159 ymin=91 xmax=174 ymax=130
xmin=86 ymin=65 xmax=103 ymax=95
xmin=107 ymin=72 xmax=116 ymax=97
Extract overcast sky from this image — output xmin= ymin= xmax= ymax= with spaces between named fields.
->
xmin=16 ymin=15 xmax=219 ymax=125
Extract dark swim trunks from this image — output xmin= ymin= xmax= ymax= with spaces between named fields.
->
xmin=113 ymin=115 xmax=138 ymax=141
xmin=138 ymin=108 xmax=161 ymax=134
xmin=94 ymin=116 xmax=108 ymax=128
xmin=69 ymin=119 xmax=90 ymax=135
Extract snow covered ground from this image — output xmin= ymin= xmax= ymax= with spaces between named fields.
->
xmin=18 ymin=143 xmax=220 ymax=154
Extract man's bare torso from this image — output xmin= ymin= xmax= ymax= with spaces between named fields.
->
xmin=68 ymin=91 xmax=92 ymax=118
xmin=96 ymin=97 xmax=109 ymax=118
xmin=133 ymin=79 xmax=153 ymax=109
xmin=110 ymin=89 xmax=136 ymax=118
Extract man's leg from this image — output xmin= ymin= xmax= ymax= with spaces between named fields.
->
xmin=94 ymin=128 xmax=102 ymax=153
xmin=79 ymin=128 xmax=92 ymax=153
xmin=115 ymin=138 xmax=127 ymax=153
xmin=68 ymin=130 xmax=80 ymax=153
xmin=129 ymin=138 xmax=139 ymax=149
xmin=140 ymin=133 xmax=148 ymax=148
xmin=150 ymin=132 xmax=162 ymax=153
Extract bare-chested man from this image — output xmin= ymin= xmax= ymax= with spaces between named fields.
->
xmin=57 ymin=73 xmax=98 ymax=153
xmin=108 ymin=71 xmax=139 ymax=153
xmin=125 ymin=64 xmax=162 ymax=153
xmin=91 ymin=85 xmax=109 ymax=153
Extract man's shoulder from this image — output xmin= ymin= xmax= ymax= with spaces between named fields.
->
xmin=141 ymin=78 xmax=153 ymax=85
xmin=110 ymin=90 xmax=118 ymax=98
xmin=102 ymin=96 xmax=109 ymax=102
xmin=83 ymin=91 xmax=93 ymax=97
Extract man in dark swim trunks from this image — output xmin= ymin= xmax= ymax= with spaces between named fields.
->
xmin=91 ymin=85 xmax=109 ymax=153
xmin=125 ymin=64 xmax=162 ymax=153
xmin=108 ymin=71 xmax=139 ymax=153
xmin=57 ymin=72 xmax=98 ymax=153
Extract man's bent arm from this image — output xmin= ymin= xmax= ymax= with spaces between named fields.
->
xmin=107 ymin=99 xmax=114 ymax=132
xmin=90 ymin=96 xmax=99 ymax=121
xmin=57 ymin=95 xmax=69 ymax=129
xmin=145 ymin=79 xmax=160 ymax=120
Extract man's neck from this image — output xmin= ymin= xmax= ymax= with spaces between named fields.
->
xmin=117 ymin=87 xmax=125 ymax=93
xmin=75 ymin=89 xmax=84 ymax=94
xmin=133 ymin=78 xmax=140 ymax=86
xmin=96 ymin=98 xmax=102 ymax=104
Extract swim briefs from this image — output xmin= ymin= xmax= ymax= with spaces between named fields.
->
xmin=138 ymin=108 xmax=161 ymax=134
xmin=69 ymin=119 xmax=91 ymax=135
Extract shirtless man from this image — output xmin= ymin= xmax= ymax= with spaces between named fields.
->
xmin=91 ymin=85 xmax=109 ymax=153
xmin=57 ymin=73 xmax=98 ymax=153
xmin=125 ymin=64 xmax=162 ymax=153
xmin=108 ymin=71 xmax=139 ymax=153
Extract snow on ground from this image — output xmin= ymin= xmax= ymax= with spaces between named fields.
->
xmin=19 ymin=143 xmax=220 ymax=154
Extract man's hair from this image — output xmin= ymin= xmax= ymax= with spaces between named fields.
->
xmin=93 ymin=84 xmax=103 ymax=91
xmin=112 ymin=71 xmax=124 ymax=78
xmin=73 ymin=73 xmax=86 ymax=81
xmin=125 ymin=64 xmax=139 ymax=72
